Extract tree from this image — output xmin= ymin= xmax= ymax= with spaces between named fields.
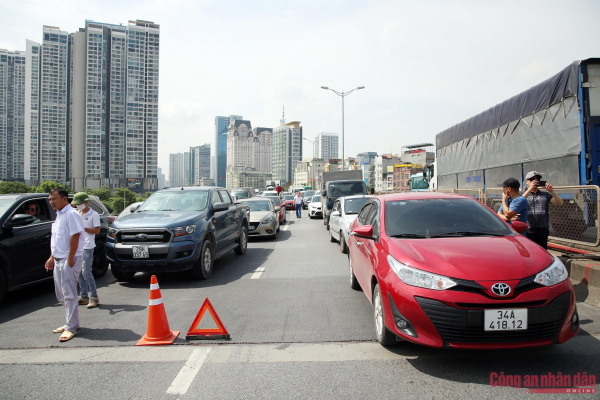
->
xmin=110 ymin=187 xmax=138 ymax=214
xmin=91 ymin=186 xmax=112 ymax=202
xmin=36 ymin=180 xmax=72 ymax=194
xmin=0 ymin=181 xmax=32 ymax=194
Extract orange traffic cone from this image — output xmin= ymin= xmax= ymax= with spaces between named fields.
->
xmin=136 ymin=275 xmax=180 ymax=346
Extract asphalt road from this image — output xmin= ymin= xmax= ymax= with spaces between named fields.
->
xmin=0 ymin=210 xmax=599 ymax=399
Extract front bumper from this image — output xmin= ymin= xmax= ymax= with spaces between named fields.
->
xmin=248 ymin=221 xmax=276 ymax=237
xmin=105 ymin=239 xmax=200 ymax=273
xmin=379 ymin=273 xmax=579 ymax=349
xmin=309 ymin=207 xmax=322 ymax=217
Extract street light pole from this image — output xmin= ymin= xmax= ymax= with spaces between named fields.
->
xmin=321 ymin=86 xmax=365 ymax=171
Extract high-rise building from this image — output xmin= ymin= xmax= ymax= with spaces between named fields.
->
xmin=214 ymin=115 xmax=242 ymax=187
xmin=0 ymin=49 xmax=26 ymax=181
xmin=169 ymin=153 xmax=185 ymax=188
xmin=272 ymin=121 xmax=302 ymax=186
xmin=294 ymin=158 xmax=326 ymax=190
xmin=189 ymin=144 xmax=210 ymax=186
xmin=22 ymin=20 xmax=160 ymax=191
xmin=314 ymin=133 xmax=338 ymax=162
xmin=226 ymin=121 xmax=272 ymax=188
xmin=157 ymin=166 xmax=166 ymax=189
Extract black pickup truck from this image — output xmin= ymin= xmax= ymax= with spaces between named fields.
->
xmin=105 ymin=187 xmax=249 ymax=281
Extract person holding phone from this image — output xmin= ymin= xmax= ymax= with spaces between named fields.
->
xmin=522 ymin=171 xmax=563 ymax=249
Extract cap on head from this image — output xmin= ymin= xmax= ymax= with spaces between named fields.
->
xmin=526 ymin=171 xmax=542 ymax=180
xmin=501 ymin=178 xmax=520 ymax=190
xmin=71 ymin=192 xmax=90 ymax=205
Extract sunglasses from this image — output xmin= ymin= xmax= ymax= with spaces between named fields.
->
xmin=26 ymin=207 xmax=36 ymax=211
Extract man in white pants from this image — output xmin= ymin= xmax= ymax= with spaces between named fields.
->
xmin=45 ymin=188 xmax=85 ymax=342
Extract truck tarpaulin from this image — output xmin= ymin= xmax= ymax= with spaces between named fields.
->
xmin=436 ymin=61 xmax=580 ymax=149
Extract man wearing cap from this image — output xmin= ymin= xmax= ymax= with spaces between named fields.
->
xmin=522 ymin=171 xmax=563 ymax=249
xmin=71 ymin=192 xmax=101 ymax=308
xmin=498 ymin=178 xmax=528 ymax=235
xmin=45 ymin=188 xmax=85 ymax=342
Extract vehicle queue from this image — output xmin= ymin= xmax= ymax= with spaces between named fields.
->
xmin=0 ymin=181 xmax=581 ymax=350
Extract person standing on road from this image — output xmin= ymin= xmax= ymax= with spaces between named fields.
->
xmin=45 ymin=188 xmax=85 ymax=342
xmin=522 ymin=171 xmax=563 ymax=249
xmin=497 ymin=178 xmax=528 ymax=235
xmin=294 ymin=192 xmax=303 ymax=218
xmin=71 ymin=192 xmax=101 ymax=308
xmin=276 ymin=184 xmax=282 ymax=195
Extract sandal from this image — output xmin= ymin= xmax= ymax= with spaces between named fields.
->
xmin=59 ymin=330 xmax=76 ymax=342
xmin=53 ymin=325 xmax=67 ymax=333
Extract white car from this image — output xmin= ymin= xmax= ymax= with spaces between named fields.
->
xmin=328 ymin=195 xmax=372 ymax=253
xmin=308 ymin=195 xmax=323 ymax=218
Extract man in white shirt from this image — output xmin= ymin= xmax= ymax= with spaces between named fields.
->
xmin=294 ymin=192 xmax=303 ymax=218
xmin=45 ymin=188 xmax=85 ymax=342
xmin=71 ymin=192 xmax=101 ymax=308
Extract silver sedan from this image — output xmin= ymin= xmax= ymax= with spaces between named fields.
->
xmin=328 ymin=195 xmax=372 ymax=253
xmin=239 ymin=198 xmax=280 ymax=239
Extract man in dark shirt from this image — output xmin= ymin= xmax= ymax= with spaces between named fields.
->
xmin=522 ymin=171 xmax=563 ymax=249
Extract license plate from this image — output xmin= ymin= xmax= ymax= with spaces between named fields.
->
xmin=132 ymin=245 xmax=149 ymax=259
xmin=484 ymin=308 xmax=527 ymax=331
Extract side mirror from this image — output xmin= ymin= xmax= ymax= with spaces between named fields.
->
xmin=273 ymin=209 xmax=279 ymax=214
xmin=130 ymin=204 xmax=140 ymax=212
xmin=370 ymin=187 xmax=375 ymax=195
xmin=321 ymin=190 xmax=327 ymax=197
xmin=6 ymin=214 xmax=36 ymax=227
xmin=331 ymin=211 xmax=340 ymax=217
xmin=511 ymin=221 xmax=528 ymax=233
xmin=231 ymin=195 xmax=238 ymax=202
xmin=352 ymin=225 xmax=374 ymax=238
xmin=213 ymin=202 xmax=229 ymax=212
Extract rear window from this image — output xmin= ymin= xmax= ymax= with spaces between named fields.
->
xmin=233 ymin=192 xmax=250 ymax=199
xmin=284 ymin=196 xmax=294 ymax=200
xmin=327 ymin=182 xmax=366 ymax=197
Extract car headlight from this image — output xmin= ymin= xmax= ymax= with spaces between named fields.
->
xmin=387 ymin=255 xmax=457 ymax=290
xmin=260 ymin=216 xmax=273 ymax=225
xmin=534 ymin=255 xmax=568 ymax=286
xmin=108 ymin=227 xmax=118 ymax=239
xmin=171 ymin=225 xmax=196 ymax=237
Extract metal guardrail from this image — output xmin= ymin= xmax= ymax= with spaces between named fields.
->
xmin=483 ymin=186 xmax=600 ymax=247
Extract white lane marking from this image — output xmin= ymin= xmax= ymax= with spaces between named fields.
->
xmin=281 ymin=223 xmax=289 ymax=231
xmin=166 ymin=347 xmax=211 ymax=395
xmin=250 ymin=267 xmax=266 ymax=279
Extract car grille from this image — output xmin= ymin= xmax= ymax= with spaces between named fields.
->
xmin=416 ymin=292 xmax=570 ymax=344
xmin=117 ymin=229 xmax=172 ymax=244
xmin=448 ymin=275 xmax=540 ymax=299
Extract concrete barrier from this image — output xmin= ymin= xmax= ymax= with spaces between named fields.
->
xmin=560 ymin=257 xmax=600 ymax=308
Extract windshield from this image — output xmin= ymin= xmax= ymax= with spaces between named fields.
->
xmin=385 ymin=198 xmax=514 ymax=238
xmin=0 ymin=197 xmax=18 ymax=218
xmin=327 ymin=182 xmax=366 ymax=198
xmin=284 ymin=195 xmax=294 ymax=200
xmin=303 ymin=190 xmax=315 ymax=197
xmin=232 ymin=192 xmax=250 ymax=199
xmin=243 ymin=200 xmax=272 ymax=212
xmin=138 ymin=191 xmax=209 ymax=212
xmin=267 ymin=197 xmax=280 ymax=206
xmin=411 ymin=176 xmax=429 ymax=190
xmin=311 ymin=195 xmax=321 ymax=202
xmin=345 ymin=197 xmax=369 ymax=214
xmin=263 ymin=192 xmax=278 ymax=197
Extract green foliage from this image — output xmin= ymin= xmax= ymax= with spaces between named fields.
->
xmin=36 ymin=180 xmax=72 ymax=194
xmin=109 ymin=188 xmax=139 ymax=214
xmin=0 ymin=181 xmax=31 ymax=194
xmin=91 ymin=186 xmax=112 ymax=202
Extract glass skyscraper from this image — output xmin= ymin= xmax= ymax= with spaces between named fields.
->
xmin=214 ymin=115 xmax=242 ymax=187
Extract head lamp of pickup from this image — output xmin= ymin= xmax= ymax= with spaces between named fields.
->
xmin=108 ymin=227 xmax=118 ymax=239
xmin=171 ymin=225 xmax=196 ymax=237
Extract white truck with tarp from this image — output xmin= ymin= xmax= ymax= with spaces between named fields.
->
xmin=433 ymin=58 xmax=600 ymax=248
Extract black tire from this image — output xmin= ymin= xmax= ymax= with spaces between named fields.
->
xmin=326 ymin=220 xmax=330 ymax=231
xmin=234 ymin=227 xmax=247 ymax=255
xmin=92 ymin=244 xmax=109 ymax=278
xmin=0 ymin=268 xmax=6 ymax=306
xmin=190 ymin=240 xmax=213 ymax=280
xmin=323 ymin=217 xmax=327 ymax=225
xmin=349 ymin=254 xmax=361 ymax=291
xmin=111 ymin=264 xmax=136 ymax=282
xmin=329 ymin=228 xmax=336 ymax=242
xmin=373 ymin=284 xmax=397 ymax=346
xmin=270 ymin=233 xmax=277 ymax=240
xmin=309 ymin=215 xmax=313 ymax=219
xmin=340 ymin=232 xmax=348 ymax=254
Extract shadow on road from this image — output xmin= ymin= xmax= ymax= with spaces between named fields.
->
xmin=379 ymin=328 xmax=600 ymax=385
xmin=76 ymin=327 xmax=142 ymax=342
xmin=98 ymin=303 xmax=147 ymax=315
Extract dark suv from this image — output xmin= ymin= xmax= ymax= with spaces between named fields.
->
xmin=0 ymin=193 xmax=110 ymax=305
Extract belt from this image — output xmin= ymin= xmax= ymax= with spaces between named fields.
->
xmin=54 ymin=258 xmax=63 ymax=261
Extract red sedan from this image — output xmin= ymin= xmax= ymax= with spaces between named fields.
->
xmin=348 ymin=192 xmax=579 ymax=349
xmin=283 ymin=195 xmax=295 ymax=210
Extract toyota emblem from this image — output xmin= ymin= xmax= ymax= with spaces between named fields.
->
xmin=491 ymin=282 xmax=511 ymax=296
xmin=135 ymin=233 xmax=148 ymax=240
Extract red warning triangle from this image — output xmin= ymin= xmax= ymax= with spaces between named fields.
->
xmin=186 ymin=298 xmax=230 ymax=340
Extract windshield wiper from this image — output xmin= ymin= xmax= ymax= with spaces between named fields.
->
xmin=388 ymin=233 xmax=427 ymax=238
xmin=431 ymin=231 xmax=505 ymax=238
